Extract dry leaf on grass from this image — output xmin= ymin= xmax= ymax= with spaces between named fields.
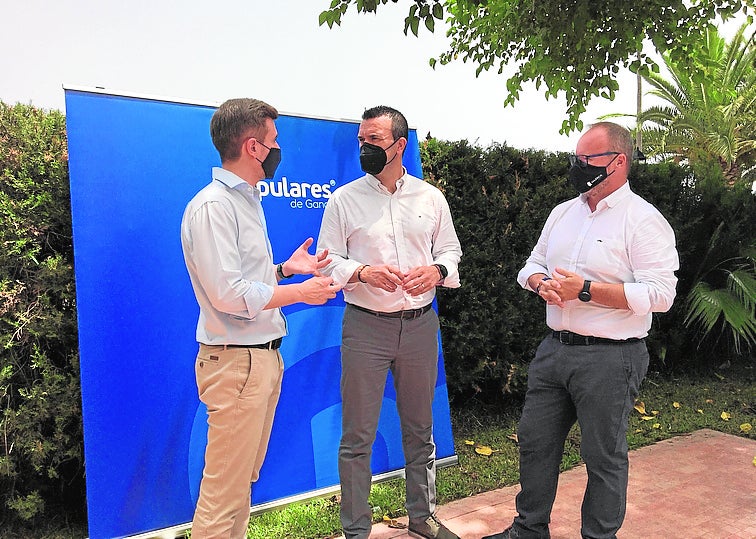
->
xmin=463 ymin=439 xmax=501 ymax=456
xmin=634 ymin=401 xmax=647 ymax=415
xmin=475 ymin=445 xmax=497 ymax=456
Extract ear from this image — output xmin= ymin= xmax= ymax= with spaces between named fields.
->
xmin=616 ymin=152 xmax=628 ymax=169
xmin=397 ymin=136 xmax=408 ymax=154
xmin=243 ymin=137 xmax=257 ymax=158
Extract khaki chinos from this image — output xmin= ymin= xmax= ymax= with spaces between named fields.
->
xmin=191 ymin=344 xmax=284 ymax=539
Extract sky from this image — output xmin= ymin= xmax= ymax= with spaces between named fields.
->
xmin=0 ymin=1 xmax=747 ymax=151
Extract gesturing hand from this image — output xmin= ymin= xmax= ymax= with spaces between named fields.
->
xmin=284 ymin=237 xmax=332 ymax=276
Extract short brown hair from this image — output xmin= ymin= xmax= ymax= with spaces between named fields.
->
xmin=210 ymin=98 xmax=278 ymax=162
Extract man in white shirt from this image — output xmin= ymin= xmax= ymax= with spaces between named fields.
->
xmin=484 ymin=122 xmax=679 ymax=539
xmin=317 ymin=106 xmax=462 ymax=539
xmin=181 ymin=98 xmax=339 ymax=539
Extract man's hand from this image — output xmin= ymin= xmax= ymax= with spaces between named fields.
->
xmin=298 ymin=276 xmax=340 ymax=305
xmin=283 ymin=237 xmax=331 ymax=276
xmin=357 ymin=264 xmax=404 ymax=292
xmin=530 ymin=271 xmax=565 ymax=308
xmin=402 ymin=265 xmax=441 ymax=297
xmin=551 ymin=267 xmax=585 ymax=302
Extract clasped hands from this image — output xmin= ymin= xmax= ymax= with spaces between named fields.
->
xmin=535 ymin=267 xmax=587 ymax=308
xmin=357 ymin=264 xmax=440 ymax=296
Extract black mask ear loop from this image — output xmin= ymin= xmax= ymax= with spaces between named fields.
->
xmin=383 ymin=138 xmax=400 ymax=168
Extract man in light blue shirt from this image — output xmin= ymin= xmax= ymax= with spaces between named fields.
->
xmin=181 ymin=98 xmax=339 ymax=539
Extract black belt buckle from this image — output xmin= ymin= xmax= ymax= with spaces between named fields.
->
xmin=248 ymin=337 xmax=282 ymax=350
xmin=400 ymin=307 xmax=422 ymax=320
xmin=555 ymin=330 xmax=594 ymax=345
xmin=401 ymin=303 xmax=432 ymax=320
xmin=556 ymin=330 xmax=572 ymax=345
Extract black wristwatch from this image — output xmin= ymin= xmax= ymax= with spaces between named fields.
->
xmin=434 ymin=264 xmax=448 ymax=280
xmin=578 ymin=280 xmax=592 ymax=302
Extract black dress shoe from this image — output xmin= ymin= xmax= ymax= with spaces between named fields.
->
xmin=481 ymin=527 xmax=513 ymax=539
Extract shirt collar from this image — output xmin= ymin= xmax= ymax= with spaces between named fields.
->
xmin=212 ymin=166 xmax=262 ymax=198
xmin=364 ymin=167 xmax=408 ymax=194
xmin=580 ymin=181 xmax=631 ymax=210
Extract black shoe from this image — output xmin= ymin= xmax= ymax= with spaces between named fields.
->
xmin=408 ymin=514 xmax=460 ymax=539
xmin=482 ymin=526 xmax=513 ymax=539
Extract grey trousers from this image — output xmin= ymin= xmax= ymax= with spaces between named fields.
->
xmin=512 ymin=335 xmax=649 ymax=539
xmin=338 ymin=304 xmax=440 ymax=539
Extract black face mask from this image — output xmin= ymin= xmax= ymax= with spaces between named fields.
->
xmin=567 ymin=152 xmax=620 ymax=193
xmin=568 ymin=163 xmax=612 ymax=193
xmin=359 ymin=139 xmax=398 ymax=176
xmin=257 ymin=142 xmax=281 ymax=179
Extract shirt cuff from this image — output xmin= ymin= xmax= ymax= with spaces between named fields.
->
xmin=243 ymin=282 xmax=275 ymax=319
xmin=518 ymin=263 xmax=547 ymax=291
xmin=623 ymin=282 xmax=652 ymax=316
xmin=333 ymin=261 xmax=363 ymax=290
xmin=434 ymin=259 xmax=460 ymax=288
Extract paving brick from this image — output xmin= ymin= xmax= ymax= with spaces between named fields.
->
xmin=354 ymin=429 xmax=755 ymax=539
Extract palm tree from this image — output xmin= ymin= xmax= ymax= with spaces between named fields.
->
xmin=609 ymin=24 xmax=756 ymax=185
xmin=684 ymin=227 xmax=756 ymax=356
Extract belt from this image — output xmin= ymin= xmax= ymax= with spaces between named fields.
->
xmin=223 ymin=337 xmax=282 ymax=350
xmin=349 ymin=303 xmax=433 ymax=320
xmin=552 ymin=330 xmax=643 ymax=346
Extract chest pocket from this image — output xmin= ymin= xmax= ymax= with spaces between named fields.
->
xmin=585 ymin=237 xmax=627 ymax=281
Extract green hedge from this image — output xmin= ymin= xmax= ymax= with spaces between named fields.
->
xmin=0 ymin=102 xmax=753 ymax=527
xmin=0 ymin=102 xmax=84 ymax=526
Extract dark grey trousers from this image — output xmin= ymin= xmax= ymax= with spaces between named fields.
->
xmin=512 ymin=335 xmax=649 ymax=539
xmin=338 ymin=304 xmax=440 ymax=539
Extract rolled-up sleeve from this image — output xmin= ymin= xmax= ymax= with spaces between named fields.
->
xmin=432 ymin=194 xmax=462 ymax=288
xmin=624 ymin=213 xmax=679 ymax=316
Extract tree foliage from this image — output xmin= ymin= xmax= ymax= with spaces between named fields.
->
xmin=320 ymin=0 xmax=754 ymax=134
xmin=633 ymin=24 xmax=756 ymax=185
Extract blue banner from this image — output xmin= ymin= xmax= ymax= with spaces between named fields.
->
xmin=64 ymin=88 xmax=456 ymax=539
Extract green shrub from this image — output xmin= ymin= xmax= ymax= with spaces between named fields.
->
xmin=0 ymin=102 xmax=84 ymax=526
